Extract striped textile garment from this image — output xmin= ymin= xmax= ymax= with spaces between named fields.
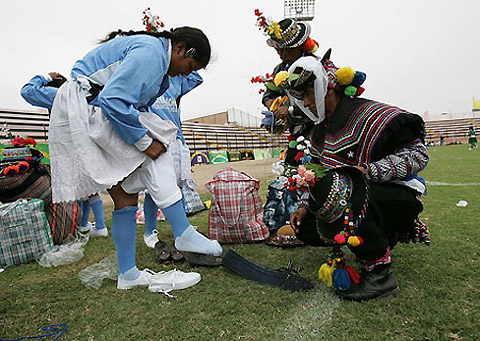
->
xmin=308 ymin=97 xmax=427 ymax=184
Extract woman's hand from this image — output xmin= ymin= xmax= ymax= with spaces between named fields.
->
xmin=290 ymin=207 xmax=308 ymax=233
xmin=144 ymin=140 xmax=166 ymax=160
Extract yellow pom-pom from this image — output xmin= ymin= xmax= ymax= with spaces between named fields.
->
xmin=318 ymin=262 xmax=335 ymax=287
xmin=348 ymin=235 xmax=361 ymax=247
xmin=336 ymin=67 xmax=355 ymax=86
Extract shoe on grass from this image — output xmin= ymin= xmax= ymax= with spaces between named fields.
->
xmin=78 ymin=221 xmax=94 ymax=232
xmin=117 ymin=268 xmax=156 ymax=290
xmin=148 ymin=269 xmax=201 ymax=293
xmin=89 ymin=227 xmax=108 ymax=237
xmin=144 ymin=229 xmax=159 ymax=249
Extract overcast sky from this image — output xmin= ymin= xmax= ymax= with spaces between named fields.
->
xmin=1 ymin=0 xmax=479 ymax=121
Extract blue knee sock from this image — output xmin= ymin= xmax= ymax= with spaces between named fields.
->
xmin=80 ymin=200 xmax=91 ymax=226
xmin=111 ymin=206 xmax=138 ymax=275
xmin=89 ymin=195 xmax=106 ymax=229
xmin=162 ymin=199 xmax=190 ymax=239
xmin=143 ymin=193 xmax=158 ymax=236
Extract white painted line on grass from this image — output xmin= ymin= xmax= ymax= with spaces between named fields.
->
xmin=426 ymin=181 xmax=480 ymax=186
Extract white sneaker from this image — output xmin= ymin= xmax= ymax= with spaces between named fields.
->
xmin=144 ymin=229 xmax=159 ymax=248
xmin=117 ymin=268 xmax=156 ymax=290
xmin=148 ymin=269 xmax=201 ymax=294
xmin=78 ymin=221 xmax=93 ymax=232
xmin=89 ymin=227 xmax=108 ymax=237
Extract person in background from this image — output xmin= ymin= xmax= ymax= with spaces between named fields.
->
xmin=255 ymin=10 xmax=321 ymax=165
xmin=468 ymin=126 xmax=477 ymax=150
xmin=286 ymin=56 xmax=429 ymax=301
xmin=20 ymin=73 xmax=108 ymax=237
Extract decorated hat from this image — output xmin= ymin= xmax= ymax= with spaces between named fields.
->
xmin=267 ymin=18 xmax=311 ymax=49
xmin=254 ymin=9 xmax=318 ymax=52
xmin=308 ymin=166 xmax=369 ymax=242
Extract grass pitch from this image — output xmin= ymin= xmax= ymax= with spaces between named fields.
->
xmin=1 ymin=144 xmax=479 ymax=340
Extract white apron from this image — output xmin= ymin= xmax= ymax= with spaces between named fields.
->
xmin=49 ymin=79 xmax=177 ymax=203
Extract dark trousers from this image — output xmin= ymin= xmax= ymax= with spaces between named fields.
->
xmin=297 ymin=183 xmax=422 ymax=261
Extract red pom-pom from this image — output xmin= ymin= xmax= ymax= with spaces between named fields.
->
xmin=287 ymin=134 xmax=294 ymax=142
xmin=334 ymin=233 xmax=346 ymax=245
xmin=302 ymin=37 xmax=319 ymax=53
xmin=355 ymin=87 xmax=365 ymax=97
xmin=294 ymin=152 xmax=304 ymax=162
xmin=17 ymin=161 xmax=30 ymax=172
xmin=4 ymin=165 xmax=19 ymax=176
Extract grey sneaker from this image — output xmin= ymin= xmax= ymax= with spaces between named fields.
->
xmin=78 ymin=222 xmax=94 ymax=232
xmin=89 ymin=227 xmax=108 ymax=237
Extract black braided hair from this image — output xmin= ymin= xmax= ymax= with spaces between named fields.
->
xmin=99 ymin=27 xmax=211 ymax=67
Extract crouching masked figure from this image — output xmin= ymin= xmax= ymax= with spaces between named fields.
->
xmin=287 ymin=56 xmax=431 ymax=301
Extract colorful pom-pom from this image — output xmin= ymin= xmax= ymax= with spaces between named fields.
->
xmin=302 ymin=37 xmax=319 ymax=53
xmin=344 ymin=85 xmax=357 ymax=97
xmin=294 ymin=152 xmax=304 ymax=162
xmin=288 ymin=140 xmax=298 ymax=148
xmin=355 ymin=86 xmax=365 ymax=97
xmin=318 ymin=262 xmax=334 ymax=287
xmin=17 ymin=161 xmax=30 ymax=172
xmin=336 ymin=67 xmax=355 ymax=86
xmin=4 ymin=165 xmax=19 ymax=176
xmin=303 ymin=155 xmax=312 ymax=163
xmin=347 ymin=235 xmax=364 ymax=247
xmin=332 ymin=267 xmax=351 ymax=290
xmin=334 ymin=233 xmax=347 ymax=245
xmin=351 ymin=71 xmax=366 ymax=87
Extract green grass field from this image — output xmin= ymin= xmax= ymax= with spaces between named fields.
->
xmin=1 ymin=144 xmax=479 ymax=340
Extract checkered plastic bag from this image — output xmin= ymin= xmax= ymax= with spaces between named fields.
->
xmin=181 ymin=179 xmax=206 ymax=216
xmin=0 ymin=198 xmax=53 ymax=267
xmin=206 ymin=168 xmax=269 ymax=243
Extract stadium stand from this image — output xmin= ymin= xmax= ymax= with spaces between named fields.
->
xmin=2 ymin=108 xmax=479 ymax=150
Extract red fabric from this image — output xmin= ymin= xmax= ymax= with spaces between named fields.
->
xmin=206 ymin=168 xmax=269 ymax=243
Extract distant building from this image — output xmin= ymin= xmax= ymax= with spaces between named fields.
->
xmin=183 ymin=108 xmax=262 ymax=128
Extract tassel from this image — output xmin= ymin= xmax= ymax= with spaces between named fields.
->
xmin=344 ymin=265 xmax=360 ymax=284
xmin=332 ymin=267 xmax=351 ymax=290
xmin=318 ymin=263 xmax=334 ymax=287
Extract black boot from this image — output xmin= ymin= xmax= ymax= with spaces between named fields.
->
xmin=335 ymin=264 xmax=400 ymax=301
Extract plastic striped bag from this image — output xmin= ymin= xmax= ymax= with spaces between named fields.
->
xmin=0 ymin=198 xmax=53 ymax=267
xmin=206 ymin=168 xmax=269 ymax=243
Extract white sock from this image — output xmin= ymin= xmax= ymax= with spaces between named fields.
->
xmin=174 ymin=226 xmax=222 ymax=256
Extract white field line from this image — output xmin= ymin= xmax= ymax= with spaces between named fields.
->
xmin=426 ymin=181 xmax=480 ymax=186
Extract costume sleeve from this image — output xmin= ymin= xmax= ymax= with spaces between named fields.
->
xmin=20 ymin=75 xmax=57 ymax=110
xmin=98 ymin=42 xmax=167 ymax=146
xmin=180 ymin=71 xmax=203 ymax=96
xmin=366 ymin=139 xmax=429 ymax=183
